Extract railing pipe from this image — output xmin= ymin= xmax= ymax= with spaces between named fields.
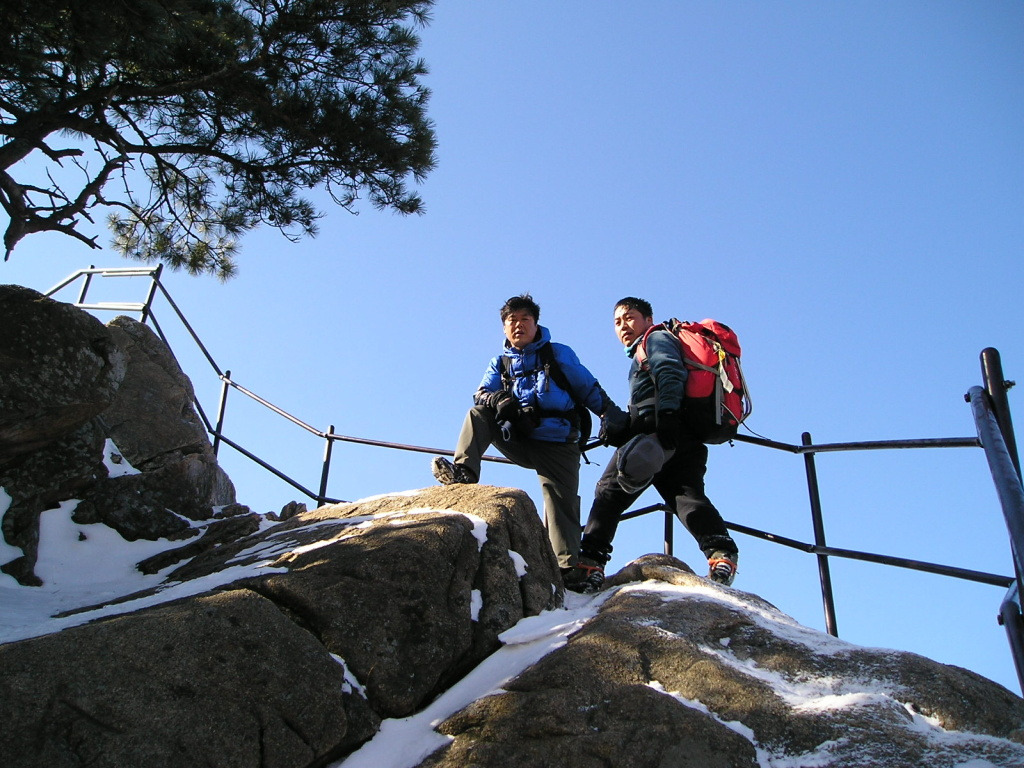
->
xmin=223 ymin=377 xmax=323 ymax=437
xmin=140 ymin=264 xmax=162 ymax=323
xmin=620 ymin=504 xmax=1013 ymax=587
xmin=999 ymin=583 xmax=1024 ymax=694
xmin=154 ymin=282 xmax=224 ymax=376
xmin=72 ymin=302 xmax=148 ymax=313
xmin=803 ymin=431 xmax=839 ymax=637
xmin=45 ymin=266 xmax=161 ymax=298
xmin=982 ymin=348 xmax=1021 ymax=483
xmin=968 ymin=386 xmax=1024 ymax=580
xmin=968 ymin=384 xmax=1024 ymax=690
xmin=664 ymin=508 xmax=674 ymax=557
xmin=213 ymin=370 xmax=231 ymax=456
xmin=325 ymin=431 xmax=514 ymax=464
xmin=210 ymin=432 xmax=326 ymax=502
xmin=319 ymin=425 xmax=336 ymax=507
xmin=76 ymin=265 xmax=95 ymax=304
xmin=45 ymin=270 xmax=89 ymax=296
xmin=795 ymin=437 xmax=980 ymax=453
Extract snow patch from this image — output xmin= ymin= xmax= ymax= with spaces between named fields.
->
xmin=0 ymin=487 xmax=19 ymax=564
xmin=338 ymin=591 xmax=613 ymax=768
xmin=352 ymin=489 xmax=424 ymax=504
xmin=620 ymin=580 xmax=864 ymax=656
xmin=398 ymin=507 xmax=489 ymax=550
xmin=507 ymin=549 xmax=528 ymax=577
xmin=102 ymin=439 xmax=140 ymax=477
xmin=0 ymin=502 xmax=286 ymax=646
xmin=331 ymin=653 xmax=367 ymax=697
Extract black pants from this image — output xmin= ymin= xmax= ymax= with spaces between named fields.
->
xmin=581 ymin=435 xmax=735 ymax=561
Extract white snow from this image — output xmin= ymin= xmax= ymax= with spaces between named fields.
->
xmin=102 ymin=439 xmax=140 ymax=477
xmin=0 ymin=500 xmax=492 ymax=649
xmin=351 ymin=489 xmax=424 ymax=504
xmin=331 ymin=653 xmax=368 ymax=697
xmin=398 ymin=507 xmax=489 ymax=550
xmin=619 ymin=579 xmax=866 ymax=656
xmin=507 ymin=549 xmax=529 ymax=577
xmin=337 ymin=590 xmax=609 ymax=768
xmin=0 ymin=487 xmax=18 ymax=563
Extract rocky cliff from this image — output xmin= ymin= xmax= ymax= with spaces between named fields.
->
xmin=2 ymin=286 xmax=1024 ymax=768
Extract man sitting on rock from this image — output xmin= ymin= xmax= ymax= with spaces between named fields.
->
xmin=431 ymin=294 xmax=626 ymax=592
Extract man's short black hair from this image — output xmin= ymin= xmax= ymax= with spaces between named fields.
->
xmin=501 ymin=294 xmax=540 ymax=322
xmin=615 ymin=296 xmax=653 ymax=319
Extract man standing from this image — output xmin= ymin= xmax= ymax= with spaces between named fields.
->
xmin=574 ymin=297 xmax=739 ymax=592
xmin=431 ymin=294 xmax=625 ymax=590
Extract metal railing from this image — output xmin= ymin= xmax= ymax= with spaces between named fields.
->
xmin=43 ymin=266 xmax=1022 ymax=691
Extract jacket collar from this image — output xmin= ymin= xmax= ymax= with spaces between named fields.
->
xmin=503 ymin=324 xmax=551 ymax=355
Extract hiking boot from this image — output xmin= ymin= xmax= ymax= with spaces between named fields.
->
xmin=707 ymin=550 xmax=738 ymax=586
xmin=563 ymin=556 xmax=605 ymax=594
xmin=431 ymin=456 xmax=475 ymax=486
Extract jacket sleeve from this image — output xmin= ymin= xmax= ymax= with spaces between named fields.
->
xmin=474 ymin=356 xmax=503 ymax=405
xmin=551 ymin=343 xmax=617 ymax=415
xmin=644 ymin=329 xmax=687 ymax=412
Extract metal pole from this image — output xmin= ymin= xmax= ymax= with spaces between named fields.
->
xmin=999 ymin=584 xmax=1024 ymax=694
xmin=968 ymin=384 xmax=1024 ymax=692
xmin=969 ymin=386 xmax=1024 ymax=578
xmin=76 ymin=265 xmax=95 ymax=305
xmin=140 ymin=263 xmax=163 ymax=324
xmin=803 ymin=432 xmax=839 ymax=636
xmin=319 ymin=425 xmax=335 ymax=508
xmin=981 ymin=348 xmax=1020 ymax=483
xmin=213 ymin=370 xmax=231 ymax=456
xmin=664 ymin=507 xmax=674 ymax=556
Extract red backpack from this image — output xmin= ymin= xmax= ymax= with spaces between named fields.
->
xmin=635 ymin=319 xmax=751 ymax=444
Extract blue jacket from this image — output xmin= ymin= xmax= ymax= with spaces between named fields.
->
xmin=475 ymin=325 xmax=612 ymax=443
xmin=626 ymin=327 xmax=688 ymax=415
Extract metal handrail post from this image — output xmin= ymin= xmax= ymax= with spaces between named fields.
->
xmin=968 ymin=384 xmax=1024 ymax=692
xmin=968 ymin=387 xmax=1024 ymax=579
xmin=999 ymin=583 xmax=1024 ymax=694
xmin=803 ymin=432 xmax=839 ymax=636
xmin=140 ymin=263 xmax=163 ymax=324
xmin=982 ymin=348 xmax=1020 ymax=483
xmin=213 ymin=370 xmax=231 ymax=456
xmin=76 ymin=265 xmax=95 ymax=305
xmin=664 ymin=508 xmax=674 ymax=556
xmin=319 ymin=425 xmax=335 ymax=508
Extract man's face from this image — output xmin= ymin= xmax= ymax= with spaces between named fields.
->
xmin=504 ymin=309 xmax=538 ymax=350
xmin=614 ymin=305 xmax=654 ymax=347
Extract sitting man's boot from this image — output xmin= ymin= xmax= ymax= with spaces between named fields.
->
xmin=431 ymin=456 xmax=476 ymax=485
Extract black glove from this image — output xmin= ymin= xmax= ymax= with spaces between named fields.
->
xmin=599 ymin=405 xmax=631 ymax=447
xmin=656 ymin=409 xmax=680 ymax=451
xmin=489 ymin=390 xmax=520 ymax=423
xmin=633 ymin=410 xmax=656 ymax=436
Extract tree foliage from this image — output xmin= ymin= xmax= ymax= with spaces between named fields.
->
xmin=0 ymin=0 xmax=436 ymax=277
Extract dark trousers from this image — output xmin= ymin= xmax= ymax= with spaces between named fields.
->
xmin=581 ymin=435 xmax=735 ymax=561
xmin=454 ymin=405 xmax=582 ymax=569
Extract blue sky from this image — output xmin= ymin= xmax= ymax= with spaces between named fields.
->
xmin=4 ymin=2 xmax=1023 ymax=691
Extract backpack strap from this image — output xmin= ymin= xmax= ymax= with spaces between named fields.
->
xmin=541 ymin=344 xmax=593 ymax=452
xmin=633 ymin=322 xmax=669 ymax=371
xmin=499 ymin=344 xmax=576 ymax=403
xmin=499 ymin=344 xmax=592 ymax=451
